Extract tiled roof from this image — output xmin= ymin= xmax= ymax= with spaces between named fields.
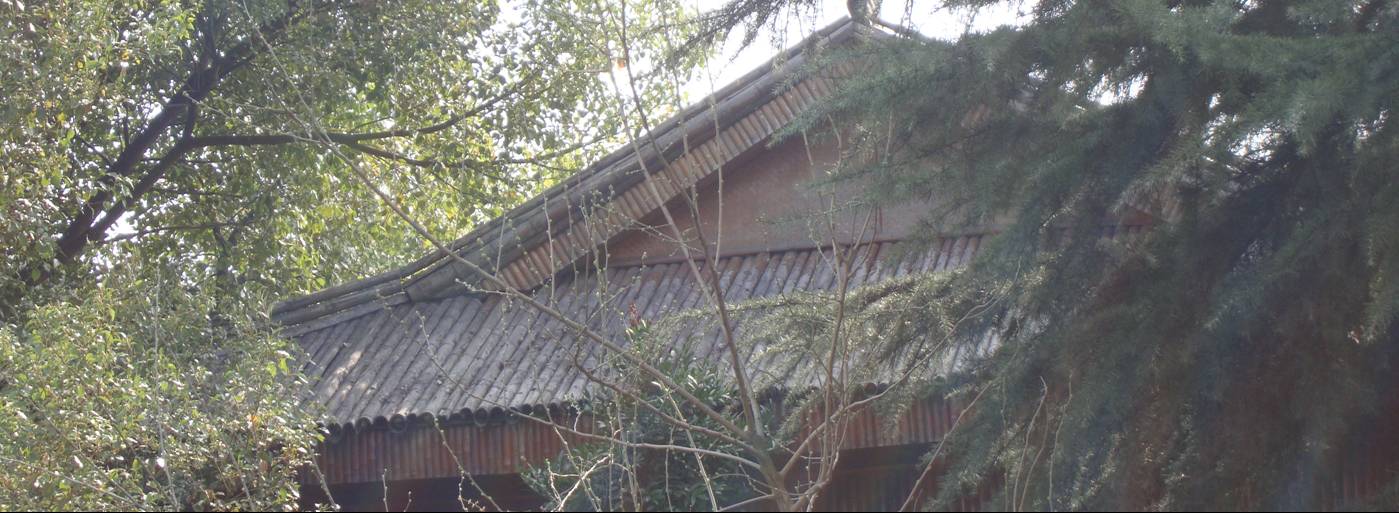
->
xmin=281 ymin=17 xmax=1013 ymax=428
xmin=297 ymin=235 xmax=992 ymax=426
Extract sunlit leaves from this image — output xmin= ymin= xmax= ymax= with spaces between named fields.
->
xmin=0 ymin=266 xmax=320 ymax=511
xmin=1 ymin=0 xmax=706 ymax=510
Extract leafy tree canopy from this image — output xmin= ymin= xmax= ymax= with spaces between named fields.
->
xmin=0 ymin=0 xmax=695 ymax=306
xmin=0 ymin=0 xmax=701 ymax=508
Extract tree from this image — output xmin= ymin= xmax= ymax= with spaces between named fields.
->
xmin=0 ymin=0 xmax=695 ymax=509
xmin=689 ymin=0 xmax=1399 ymax=509
xmin=1 ymin=0 xmax=684 ymax=308
xmin=0 ymin=265 xmax=320 ymax=510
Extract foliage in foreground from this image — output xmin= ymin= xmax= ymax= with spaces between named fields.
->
xmin=523 ymin=323 xmax=761 ymax=512
xmin=0 ymin=266 xmax=319 ymax=511
xmin=762 ymin=1 xmax=1399 ymax=510
xmin=0 ymin=0 xmax=699 ymax=509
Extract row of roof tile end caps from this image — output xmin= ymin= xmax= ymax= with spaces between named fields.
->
xmin=318 ymin=380 xmax=927 ymax=445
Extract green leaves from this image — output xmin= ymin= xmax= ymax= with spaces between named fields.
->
xmin=0 ymin=265 xmax=320 ymax=511
xmin=702 ymin=0 xmax=1399 ymax=509
xmin=783 ymin=1 xmax=1399 ymax=509
xmin=1 ymin=0 xmax=702 ymax=510
xmin=1 ymin=0 xmax=697 ymax=308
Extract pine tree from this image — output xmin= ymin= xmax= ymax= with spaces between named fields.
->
xmin=710 ymin=0 xmax=1399 ymax=509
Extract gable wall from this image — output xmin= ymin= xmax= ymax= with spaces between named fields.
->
xmin=605 ymin=135 xmax=934 ymax=266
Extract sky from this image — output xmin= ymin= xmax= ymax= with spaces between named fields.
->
xmin=681 ymin=0 xmax=1028 ymax=100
